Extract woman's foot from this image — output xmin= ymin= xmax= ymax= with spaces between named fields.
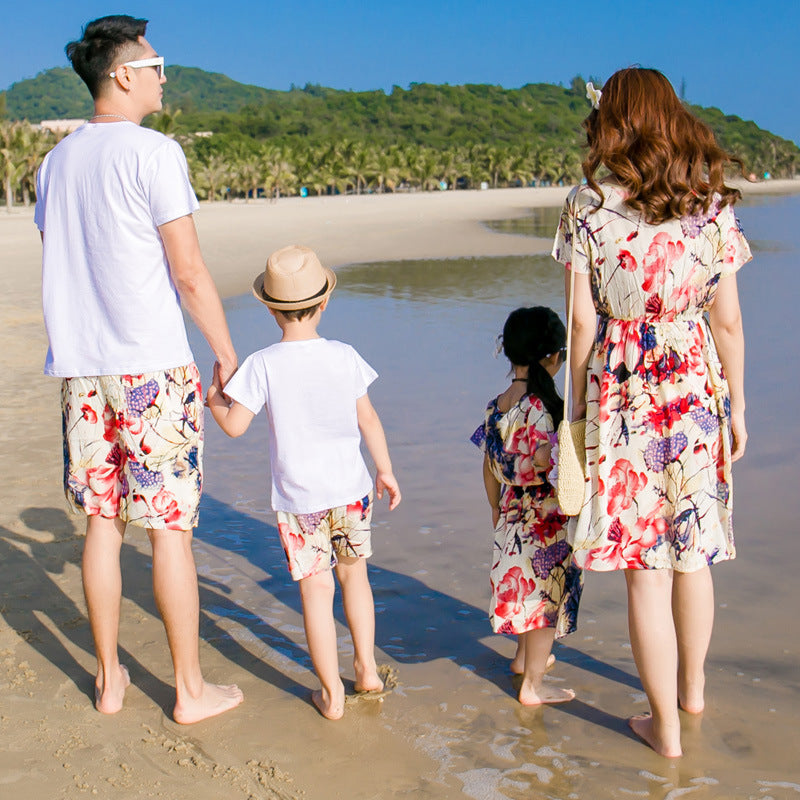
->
xmin=312 ymin=682 xmax=346 ymax=720
xmin=94 ymin=663 xmax=130 ymax=714
xmin=628 ymin=714 xmax=682 ymax=758
xmin=678 ymin=675 xmax=705 ymax=714
xmin=518 ymin=680 xmax=575 ymax=706
xmin=173 ymin=681 xmax=244 ymax=724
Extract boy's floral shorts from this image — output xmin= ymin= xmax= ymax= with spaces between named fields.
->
xmin=61 ymin=364 xmax=204 ymax=531
xmin=276 ymin=493 xmax=373 ymax=581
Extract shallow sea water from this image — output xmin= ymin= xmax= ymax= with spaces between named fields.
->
xmin=188 ymin=193 xmax=800 ymax=799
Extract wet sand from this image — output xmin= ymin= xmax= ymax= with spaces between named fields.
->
xmin=1 ymin=181 xmax=799 ymax=799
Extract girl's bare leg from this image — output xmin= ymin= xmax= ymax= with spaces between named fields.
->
xmin=625 ymin=569 xmax=682 ymax=757
xmin=518 ymin=628 xmax=574 ymax=705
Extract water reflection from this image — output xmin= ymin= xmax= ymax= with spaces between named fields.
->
xmin=483 ymin=206 xmax=562 ymax=238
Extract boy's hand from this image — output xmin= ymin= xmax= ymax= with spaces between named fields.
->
xmin=376 ymin=471 xmax=401 ymax=510
xmin=205 ymin=362 xmax=230 ymax=408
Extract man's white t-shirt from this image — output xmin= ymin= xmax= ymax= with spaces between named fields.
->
xmin=34 ymin=121 xmax=199 ymax=377
xmin=224 ymin=338 xmax=378 ymax=514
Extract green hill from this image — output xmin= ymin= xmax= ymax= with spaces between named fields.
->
xmin=2 ymin=66 xmax=797 ymax=179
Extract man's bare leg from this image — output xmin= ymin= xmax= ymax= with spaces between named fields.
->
xmin=299 ymin=569 xmax=345 ymax=719
xmin=335 ymin=556 xmax=382 ymax=693
xmin=82 ymin=515 xmax=131 ymax=714
xmin=148 ymin=528 xmax=243 ymax=724
xmin=673 ymin=567 xmax=714 ymax=714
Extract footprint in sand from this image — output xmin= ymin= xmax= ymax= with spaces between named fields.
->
xmin=345 ymin=664 xmax=399 ymax=706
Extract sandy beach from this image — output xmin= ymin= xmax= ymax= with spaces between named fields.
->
xmin=1 ymin=180 xmax=799 ymax=799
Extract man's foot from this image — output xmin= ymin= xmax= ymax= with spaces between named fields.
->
xmin=511 ymin=652 xmax=556 ymax=675
xmin=173 ymin=681 xmax=243 ymax=724
xmin=95 ymin=663 xmax=130 ymax=714
xmin=678 ymin=675 xmax=705 ymax=714
xmin=312 ymin=683 xmax=345 ymax=720
xmin=628 ymin=714 xmax=682 ymax=758
xmin=518 ymin=680 xmax=575 ymax=706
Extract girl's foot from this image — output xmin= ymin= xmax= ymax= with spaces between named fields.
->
xmin=511 ymin=652 xmax=555 ymax=675
xmin=95 ymin=663 xmax=130 ymax=715
xmin=628 ymin=714 xmax=682 ymax=758
xmin=518 ymin=681 xmax=575 ymax=706
xmin=312 ymin=682 xmax=345 ymax=720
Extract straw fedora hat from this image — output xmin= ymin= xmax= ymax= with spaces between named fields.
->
xmin=252 ymin=245 xmax=337 ymax=311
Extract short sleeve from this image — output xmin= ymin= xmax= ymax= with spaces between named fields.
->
xmin=34 ymin=154 xmax=50 ymax=231
xmin=551 ymin=186 xmax=591 ymax=275
xmin=351 ymin=347 xmax=378 ymax=398
xmin=144 ymin=139 xmax=199 ymax=227
xmin=716 ymin=203 xmax=752 ymax=276
xmin=223 ymin=353 xmax=267 ymax=416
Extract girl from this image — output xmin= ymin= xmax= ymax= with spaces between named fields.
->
xmin=472 ymin=306 xmax=583 ymax=705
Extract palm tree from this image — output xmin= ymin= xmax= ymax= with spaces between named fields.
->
xmin=190 ymin=153 xmax=229 ymax=201
xmin=150 ymin=105 xmax=182 ymax=138
xmin=0 ymin=121 xmax=27 ymax=211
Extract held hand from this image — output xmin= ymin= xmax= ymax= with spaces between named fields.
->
xmin=376 ymin=472 xmax=401 ymax=510
xmin=571 ymin=400 xmax=587 ymax=422
xmin=216 ymin=357 xmax=238 ymax=389
xmin=730 ymin=411 xmax=747 ymax=462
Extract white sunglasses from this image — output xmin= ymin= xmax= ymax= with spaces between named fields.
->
xmin=109 ymin=56 xmax=165 ymax=79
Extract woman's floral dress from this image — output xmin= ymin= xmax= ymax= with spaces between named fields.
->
xmin=552 ymin=182 xmax=752 ymax=572
xmin=472 ymin=395 xmax=582 ymax=636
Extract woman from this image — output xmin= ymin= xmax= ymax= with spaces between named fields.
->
xmin=552 ymin=67 xmax=750 ymax=757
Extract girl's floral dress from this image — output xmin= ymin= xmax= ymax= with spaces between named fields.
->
xmin=472 ymin=395 xmax=582 ymax=637
xmin=552 ymin=182 xmax=752 ymax=572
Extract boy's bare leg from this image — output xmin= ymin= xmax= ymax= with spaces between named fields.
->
xmin=299 ymin=569 xmax=345 ymax=719
xmin=335 ymin=556 xmax=383 ymax=692
xmin=148 ymin=529 xmax=243 ymax=724
xmin=82 ymin=515 xmax=131 ymax=714
xmin=625 ymin=569 xmax=682 ymax=757
xmin=518 ymin=628 xmax=574 ymax=705
xmin=673 ymin=567 xmax=713 ymax=714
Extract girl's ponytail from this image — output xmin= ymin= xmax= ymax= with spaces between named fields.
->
xmin=527 ymin=358 xmax=563 ymax=428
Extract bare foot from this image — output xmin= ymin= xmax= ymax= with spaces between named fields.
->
xmin=678 ymin=676 xmax=705 ymax=714
xmin=173 ymin=681 xmax=243 ymax=724
xmin=312 ymin=683 xmax=345 ymax=720
xmin=518 ymin=680 xmax=575 ymax=706
xmin=354 ymin=663 xmax=384 ymax=694
xmin=628 ymin=714 xmax=682 ymax=758
xmin=511 ymin=652 xmax=556 ymax=675
xmin=95 ymin=663 xmax=130 ymax=714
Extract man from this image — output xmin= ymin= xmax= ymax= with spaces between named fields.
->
xmin=35 ymin=15 xmax=243 ymax=723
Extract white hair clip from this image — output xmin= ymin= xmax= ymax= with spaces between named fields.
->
xmin=586 ymin=82 xmax=602 ymax=110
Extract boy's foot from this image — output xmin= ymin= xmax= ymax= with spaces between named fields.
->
xmin=95 ymin=663 xmax=131 ymax=715
xmin=354 ymin=665 xmax=384 ymax=694
xmin=173 ymin=681 xmax=244 ymax=724
xmin=312 ymin=684 xmax=345 ymax=720
xmin=628 ymin=714 xmax=682 ymax=758
xmin=511 ymin=652 xmax=555 ymax=676
xmin=518 ymin=682 xmax=575 ymax=706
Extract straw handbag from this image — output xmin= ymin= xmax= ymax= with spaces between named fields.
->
xmin=556 ymin=202 xmax=587 ymax=516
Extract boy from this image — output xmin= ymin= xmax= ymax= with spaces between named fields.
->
xmin=207 ymin=245 xmax=401 ymax=720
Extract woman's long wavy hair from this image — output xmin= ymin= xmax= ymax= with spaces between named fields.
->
xmin=502 ymin=307 xmax=566 ymax=427
xmin=582 ymin=68 xmax=743 ymax=223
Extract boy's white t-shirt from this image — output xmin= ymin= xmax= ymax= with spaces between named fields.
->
xmin=34 ymin=121 xmax=198 ymax=377
xmin=224 ymin=338 xmax=378 ymax=514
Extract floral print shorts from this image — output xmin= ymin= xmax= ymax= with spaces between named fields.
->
xmin=61 ymin=364 xmax=203 ymax=531
xmin=276 ymin=493 xmax=373 ymax=581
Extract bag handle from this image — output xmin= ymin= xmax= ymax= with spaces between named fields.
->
xmin=563 ymin=196 xmax=579 ymax=423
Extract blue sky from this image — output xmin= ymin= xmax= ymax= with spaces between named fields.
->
xmin=3 ymin=0 xmax=798 ymax=145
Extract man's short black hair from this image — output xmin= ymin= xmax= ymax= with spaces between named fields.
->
xmin=66 ymin=15 xmax=148 ymax=99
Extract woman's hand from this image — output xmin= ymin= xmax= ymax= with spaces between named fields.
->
xmin=730 ymin=410 xmax=747 ymax=461
xmin=491 ymin=506 xmax=501 ymax=528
